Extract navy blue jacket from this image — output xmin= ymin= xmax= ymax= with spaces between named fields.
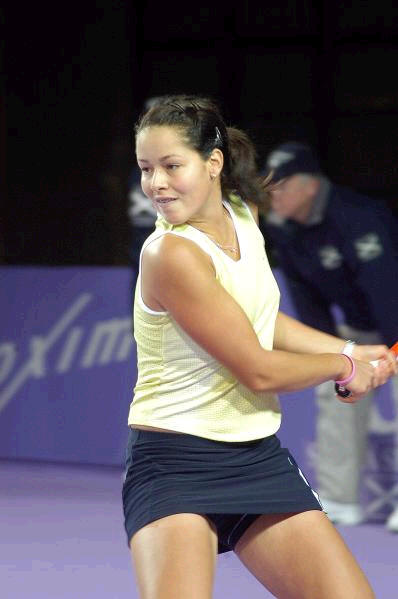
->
xmin=263 ymin=184 xmax=398 ymax=346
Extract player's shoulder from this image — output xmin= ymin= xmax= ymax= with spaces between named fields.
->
xmin=143 ymin=232 xmax=212 ymax=274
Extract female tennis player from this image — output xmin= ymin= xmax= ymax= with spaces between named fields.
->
xmin=122 ymin=95 xmax=397 ymax=599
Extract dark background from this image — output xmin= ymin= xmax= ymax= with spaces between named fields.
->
xmin=2 ymin=0 xmax=398 ymax=266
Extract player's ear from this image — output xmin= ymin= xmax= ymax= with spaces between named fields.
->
xmin=208 ymin=149 xmax=223 ymax=179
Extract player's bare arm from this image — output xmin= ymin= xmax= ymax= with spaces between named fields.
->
xmin=141 ymin=234 xmax=370 ymax=394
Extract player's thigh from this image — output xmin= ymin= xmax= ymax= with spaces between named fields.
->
xmin=234 ymin=510 xmax=374 ymax=599
xmin=130 ymin=513 xmax=218 ymax=599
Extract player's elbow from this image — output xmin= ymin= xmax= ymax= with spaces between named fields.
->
xmin=242 ymin=372 xmax=276 ymax=394
xmin=233 ymin=351 xmax=280 ymax=393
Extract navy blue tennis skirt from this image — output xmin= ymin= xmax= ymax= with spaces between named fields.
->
xmin=122 ymin=428 xmax=323 ymax=554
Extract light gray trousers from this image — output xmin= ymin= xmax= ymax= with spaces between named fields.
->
xmin=315 ymin=325 xmax=398 ymax=503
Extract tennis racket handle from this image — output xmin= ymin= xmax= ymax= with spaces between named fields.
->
xmin=370 ymin=341 xmax=398 ymax=367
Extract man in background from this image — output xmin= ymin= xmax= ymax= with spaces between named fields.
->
xmin=262 ymin=141 xmax=398 ymax=531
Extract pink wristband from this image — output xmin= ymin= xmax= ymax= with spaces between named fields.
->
xmin=335 ymin=354 xmax=356 ymax=385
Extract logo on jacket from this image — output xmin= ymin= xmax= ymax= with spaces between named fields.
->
xmin=318 ymin=245 xmax=343 ymax=269
xmin=354 ymin=233 xmax=383 ymax=262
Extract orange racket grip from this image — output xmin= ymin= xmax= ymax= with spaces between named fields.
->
xmin=391 ymin=342 xmax=398 ymax=357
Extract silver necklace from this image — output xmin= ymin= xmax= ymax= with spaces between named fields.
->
xmin=211 ymin=239 xmax=238 ymax=253
xmin=194 ymin=229 xmax=238 ymax=253
xmin=195 ymin=209 xmax=238 ymax=253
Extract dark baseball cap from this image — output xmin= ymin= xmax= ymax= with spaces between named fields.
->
xmin=265 ymin=142 xmax=321 ymax=183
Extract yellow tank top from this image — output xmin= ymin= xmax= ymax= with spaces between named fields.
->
xmin=128 ymin=195 xmax=281 ymax=441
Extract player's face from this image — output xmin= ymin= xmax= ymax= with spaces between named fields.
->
xmin=136 ymin=126 xmax=215 ymax=225
xmin=269 ymin=175 xmax=315 ymax=223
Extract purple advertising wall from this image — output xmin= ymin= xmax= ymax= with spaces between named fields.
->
xmin=0 ymin=266 xmax=137 ymax=465
xmin=1 ymin=266 xmax=397 ymax=520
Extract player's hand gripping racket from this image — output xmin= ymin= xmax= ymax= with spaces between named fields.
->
xmin=335 ymin=341 xmax=398 ymax=398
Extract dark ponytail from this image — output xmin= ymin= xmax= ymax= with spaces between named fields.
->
xmin=135 ymin=94 xmax=270 ymax=206
xmin=223 ymin=127 xmax=267 ymax=206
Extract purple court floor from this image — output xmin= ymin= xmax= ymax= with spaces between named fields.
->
xmin=1 ymin=459 xmax=397 ymax=599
